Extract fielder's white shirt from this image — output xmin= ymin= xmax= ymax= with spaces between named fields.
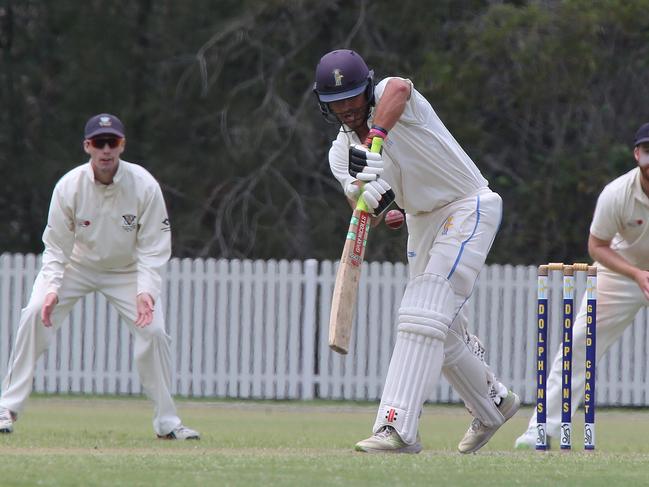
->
xmin=328 ymin=77 xmax=489 ymax=214
xmin=590 ymin=167 xmax=649 ymax=269
xmin=41 ymin=160 xmax=171 ymax=298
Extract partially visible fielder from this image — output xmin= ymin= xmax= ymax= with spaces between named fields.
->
xmin=516 ymin=122 xmax=649 ymax=448
xmin=0 ymin=113 xmax=199 ymax=440
xmin=313 ymin=49 xmax=520 ymax=454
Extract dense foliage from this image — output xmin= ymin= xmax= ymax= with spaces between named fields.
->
xmin=1 ymin=0 xmax=648 ymax=264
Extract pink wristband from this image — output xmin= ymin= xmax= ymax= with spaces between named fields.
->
xmin=370 ymin=124 xmax=388 ymax=137
xmin=368 ymin=127 xmax=387 ymax=140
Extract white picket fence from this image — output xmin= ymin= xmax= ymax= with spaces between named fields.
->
xmin=1 ymin=253 xmax=649 ymax=406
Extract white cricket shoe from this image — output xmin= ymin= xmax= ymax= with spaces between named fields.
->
xmin=158 ymin=425 xmax=200 ymax=440
xmin=458 ymin=390 xmax=521 ymax=454
xmin=0 ymin=407 xmax=15 ymax=434
xmin=354 ymin=426 xmax=422 ymax=454
xmin=514 ymin=425 xmax=553 ymax=450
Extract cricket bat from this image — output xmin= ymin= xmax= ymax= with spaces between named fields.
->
xmin=328 ymin=137 xmax=383 ymax=354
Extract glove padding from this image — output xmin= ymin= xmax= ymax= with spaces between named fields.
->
xmin=349 ymin=144 xmax=383 ymax=182
xmin=362 ymin=179 xmax=395 ymax=216
xmin=344 ymin=182 xmax=361 ymax=201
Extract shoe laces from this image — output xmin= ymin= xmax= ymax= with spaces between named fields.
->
xmin=374 ymin=426 xmax=395 ymax=439
xmin=469 ymin=418 xmax=484 ymax=432
xmin=0 ymin=408 xmax=11 ymax=421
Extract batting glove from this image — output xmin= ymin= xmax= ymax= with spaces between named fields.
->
xmin=349 ymin=144 xmax=383 ymax=182
xmin=344 ymin=182 xmax=362 ymax=201
xmin=362 ymin=178 xmax=395 ymax=216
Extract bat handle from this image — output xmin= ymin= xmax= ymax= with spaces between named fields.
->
xmin=356 ymin=136 xmax=384 ymax=212
xmin=370 ymin=136 xmax=383 ymax=154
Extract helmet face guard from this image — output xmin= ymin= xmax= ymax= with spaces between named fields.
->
xmin=313 ymin=49 xmax=375 ymax=124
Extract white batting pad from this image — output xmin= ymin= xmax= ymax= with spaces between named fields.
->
xmin=442 ymin=330 xmax=506 ymax=427
xmin=373 ymin=274 xmax=454 ymax=444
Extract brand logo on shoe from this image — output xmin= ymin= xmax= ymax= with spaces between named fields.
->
xmin=385 ymin=408 xmax=398 ymax=423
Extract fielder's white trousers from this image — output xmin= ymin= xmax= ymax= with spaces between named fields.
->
xmin=525 ymin=265 xmax=648 ymax=437
xmin=0 ymin=261 xmax=182 ymax=436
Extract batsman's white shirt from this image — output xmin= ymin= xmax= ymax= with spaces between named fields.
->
xmin=328 ymin=79 xmax=509 ymax=436
xmin=41 ymin=159 xmax=171 ymax=298
xmin=328 ymin=77 xmax=500 ymax=293
xmin=328 ymin=77 xmax=489 ymax=215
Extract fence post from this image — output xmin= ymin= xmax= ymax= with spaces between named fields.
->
xmin=302 ymin=259 xmax=318 ymax=400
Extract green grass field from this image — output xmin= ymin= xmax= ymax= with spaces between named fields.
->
xmin=1 ymin=396 xmax=648 ymax=486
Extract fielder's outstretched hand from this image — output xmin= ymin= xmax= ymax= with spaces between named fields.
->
xmin=41 ymin=292 xmax=58 ymax=327
xmin=136 ymin=292 xmax=155 ymax=327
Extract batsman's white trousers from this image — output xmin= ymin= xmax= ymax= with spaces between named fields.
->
xmin=374 ymin=188 xmax=505 ymax=437
xmin=407 ymin=188 xmax=502 ymax=310
xmin=525 ymin=265 xmax=648 ymax=437
xmin=407 ymin=189 xmax=503 ymax=338
xmin=0 ymin=261 xmax=182 ymax=436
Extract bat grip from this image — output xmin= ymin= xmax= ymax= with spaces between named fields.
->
xmin=356 ymin=136 xmax=384 ymax=212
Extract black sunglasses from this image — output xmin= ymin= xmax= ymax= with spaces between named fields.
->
xmin=89 ymin=137 xmax=122 ymax=149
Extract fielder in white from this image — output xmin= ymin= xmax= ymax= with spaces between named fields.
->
xmin=0 ymin=113 xmax=199 ymax=440
xmin=313 ymin=49 xmax=520 ymax=454
xmin=516 ymin=122 xmax=649 ymax=448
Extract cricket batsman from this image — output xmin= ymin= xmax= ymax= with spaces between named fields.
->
xmin=313 ymin=49 xmax=520 ymax=453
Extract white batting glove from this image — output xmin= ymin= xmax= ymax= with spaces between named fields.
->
xmin=348 ymin=144 xmax=384 ymax=182
xmin=362 ymin=178 xmax=395 ymax=216
xmin=344 ymin=182 xmax=362 ymax=201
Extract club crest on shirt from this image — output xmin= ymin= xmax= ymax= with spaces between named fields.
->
xmin=121 ymin=214 xmax=137 ymax=232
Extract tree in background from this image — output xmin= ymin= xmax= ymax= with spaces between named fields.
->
xmin=1 ymin=0 xmax=648 ymax=264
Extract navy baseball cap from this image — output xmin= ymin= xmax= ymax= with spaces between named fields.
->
xmin=84 ymin=113 xmax=125 ymax=139
xmin=634 ymin=122 xmax=649 ymax=147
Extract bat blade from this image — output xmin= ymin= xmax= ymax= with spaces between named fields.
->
xmin=328 ymin=136 xmax=383 ymax=355
xmin=328 ymin=205 xmax=372 ymax=354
